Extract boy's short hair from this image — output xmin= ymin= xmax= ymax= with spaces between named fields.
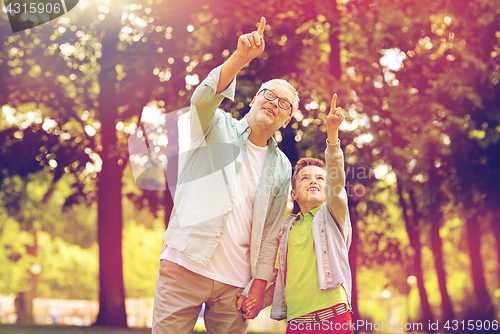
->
xmin=292 ymin=157 xmax=326 ymax=190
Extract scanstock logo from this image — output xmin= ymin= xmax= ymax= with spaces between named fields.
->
xmin=4 ymin=0 xmax=79 ymax=33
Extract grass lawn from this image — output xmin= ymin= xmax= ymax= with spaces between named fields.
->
xmin=0 ymin=325 xmax=154 ymax=334
xmin=0 ymin=325 xmax=279 ymax=334
xmin=0 ymin=324 xmax=441 ymax=334
xmin=0 ymin=325 xmax=211 ymax=334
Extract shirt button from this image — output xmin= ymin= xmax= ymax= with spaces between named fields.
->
xmin=224 ymin=211 xmax=228 ymax=215
xmin=217 ymin=233 xmax=221 ymax=238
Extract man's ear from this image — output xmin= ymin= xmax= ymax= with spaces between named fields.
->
xmin=290 ymin=189 xmax=297 ymax=201
xmin=249 ymin=96 xmax=256 ymax=108
xmin=282 ymin=117 xmax=292 ymax=129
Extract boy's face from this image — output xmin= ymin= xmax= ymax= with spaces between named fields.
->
xmin=291 ymin=165 xmax=327 ymax=210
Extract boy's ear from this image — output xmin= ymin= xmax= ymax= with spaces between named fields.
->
xmin=249 ymin=96 xmax=256 ymax=107
xmin=290 ymin=189 xmax=297 ymax=201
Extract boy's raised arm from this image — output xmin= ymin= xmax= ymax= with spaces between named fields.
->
xmin=325 ymin=94 xmax=351 ymax=249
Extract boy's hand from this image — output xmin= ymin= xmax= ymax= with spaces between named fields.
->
xmin=236 ymin=17 xmax=266 ymax=62
xmin=236 ymin=293 xmax=256 ymax=317
xmin=326 ymin=94 xmax=345 ymax=144
xmin=236 ymin=293 xmax=248 ymax=311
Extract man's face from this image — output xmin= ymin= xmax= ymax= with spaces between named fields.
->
xmin=291 ymin=165 xmax=327 ymax=209
xmin=248 ymin=82 xmax=294 ymax=132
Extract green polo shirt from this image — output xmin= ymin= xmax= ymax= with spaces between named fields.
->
xmin=285 ymin=206 xmax=348 ymax=321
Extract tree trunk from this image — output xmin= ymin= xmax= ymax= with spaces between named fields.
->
xmin=430 ymin=214 xmax=455 ymax=326
xmin=396 ymin=180 xmax=433 ymax=325
xmin=15 ymin=229 xmax=38 ymax=325
xmin=94 ymin=102 xmax=127 ymax=326
xmin=280 ymin=125 xmax=298 ymax=168
xmin=327 ymin=6 xmax=341 ymax=79
xmin=94 ymin=103 xmax=127 ymax=327
xmin=348 ymin=200 xmax=359 ymax=332
xmin=312 ymin=0 xmax=341 ymax=79
xmin=493 ymin=212 xmax=500 ymax=289
xmin=15 ymin=292 xmax=33 ymax=324
xmin=426 ymin=165 xmax=454 ymax=327
xmin=95 ymin=91 xmax=127 ymax=326
xmin=94 ymin=0 xmax=127 ymax=327
xmin=465 ymin=213 xmax=493 ymax=312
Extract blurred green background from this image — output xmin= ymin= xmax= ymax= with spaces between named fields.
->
xmin=1 ymin=0 xmax=500 ymax=332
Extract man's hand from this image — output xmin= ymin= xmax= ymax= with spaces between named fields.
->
xmin=239 ymin=279 xmax=266 ymax=319
xmin=217 ymin=17 xmax=267 ymax=93
xmin=326 ymin=94 xmax=345 ymax=144
xmin=235 ymin=17 xmax=266 ymax=62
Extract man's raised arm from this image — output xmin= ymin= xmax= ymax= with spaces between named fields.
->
xmin=216 ymin=17 xmax=266 ymax=94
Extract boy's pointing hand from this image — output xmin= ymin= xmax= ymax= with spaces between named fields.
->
xmin=326 ymin=94 xmax=345 ymax=144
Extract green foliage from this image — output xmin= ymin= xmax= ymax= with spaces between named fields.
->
xmin=357 ymin=183 xmax=409 ymax=267
xmin=122 ymin=219 xmax=164 ymax=298
xmin=0 ymin=169 xmax=97 ymax=300
xmin=36 ymin=232 xmax=98 ymax=300
xmin=0 ymin=217 xmax=35 ymax=294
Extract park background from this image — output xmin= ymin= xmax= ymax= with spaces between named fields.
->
xmin=1 ymin=0 xmax=500 ymax=333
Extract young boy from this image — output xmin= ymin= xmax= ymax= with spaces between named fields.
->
xmin=239 ymin=93 xmax=353 ymax=333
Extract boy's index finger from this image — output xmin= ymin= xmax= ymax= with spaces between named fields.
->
xmin=257 ymin=17 xmax=266 ymax=36
xmin=332 ymin=94 xmax=337 ymax=111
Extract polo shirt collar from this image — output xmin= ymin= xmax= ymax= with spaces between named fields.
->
xmin=297 ymin=205 xmax=322 ymax=220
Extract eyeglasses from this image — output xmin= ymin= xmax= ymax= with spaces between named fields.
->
xmin=257 ymin=88 xmax=293 ymax=113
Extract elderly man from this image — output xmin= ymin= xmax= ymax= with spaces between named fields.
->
xmin=152 ymin=17 xmax=299 ymax=334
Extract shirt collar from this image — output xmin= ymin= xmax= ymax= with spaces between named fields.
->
xmin=237 ymin=115 xmax=278 ymax=149
xmin=296 ymin=205 xmax=322 ymax=220
xmin=236 ymin=115 xmax=250 ymax=134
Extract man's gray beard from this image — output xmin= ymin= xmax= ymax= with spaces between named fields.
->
xmin=248 ymin=111 xmax=274 ymax=130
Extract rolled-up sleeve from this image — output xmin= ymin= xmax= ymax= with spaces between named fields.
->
xmin=190 ymin=65 xmax=236 ymax=134
xmin=325 ymin=139 xmax=351 ymax=249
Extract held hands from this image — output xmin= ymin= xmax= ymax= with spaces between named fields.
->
xmin=236 ymin=293 xmax=257 ymax=319
xmin=236 ymin=17 xmax=266 ymax=62
xmin=236 ymin=278 xmax=266 ymax=319
xmin=326 ymin=94 xmax=345 ymax=144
